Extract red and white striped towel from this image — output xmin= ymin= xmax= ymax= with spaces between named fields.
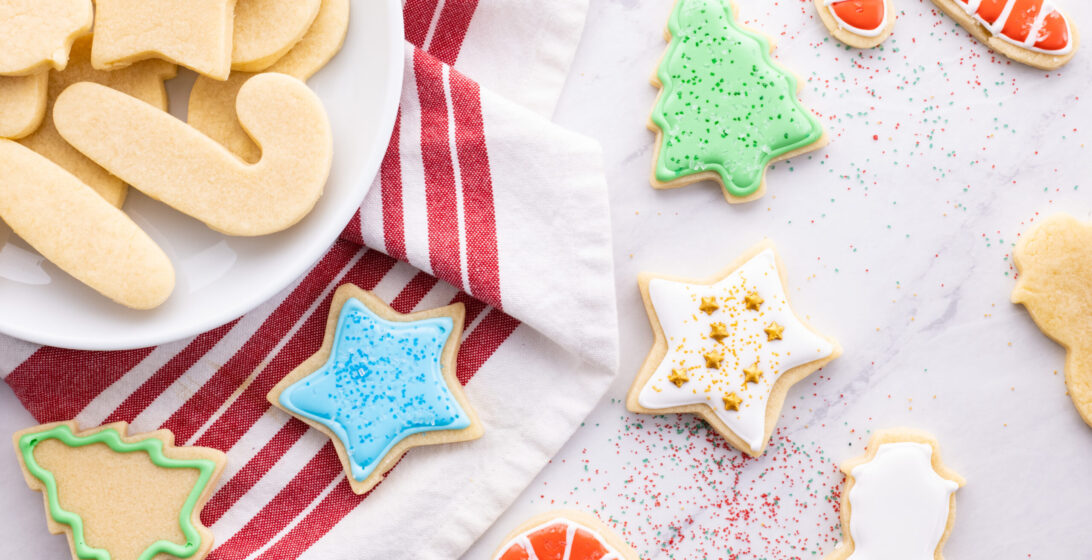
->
xmin=0 ymin=1 xmax=617 ymax=558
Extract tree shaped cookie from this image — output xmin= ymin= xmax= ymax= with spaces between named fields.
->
xmin=268 ymin=284 xmax=484 ymax=495
xmin=13 ymin=421 xmax=225 ymax=560
xmin=1012 ymin=213 xmax=1092 ymax=428
xmin=649 ymin=0 xmax=827 ymax=203
xmin=493 ymin=510 xmax=640 ymax=560
xmin=826 ymin=429 xmax=963 ymax=560
xmin=627 ymin=241 xmax=841 ymax=457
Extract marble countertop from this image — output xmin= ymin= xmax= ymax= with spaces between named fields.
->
xmin=4 ymin=0 xmax=1092 ymax=558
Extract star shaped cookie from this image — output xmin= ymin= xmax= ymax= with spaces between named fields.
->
xmin=268 ymin=284 xmax=483 ymax=495
xmin=627 ymin=241 xmax=841 ymax=457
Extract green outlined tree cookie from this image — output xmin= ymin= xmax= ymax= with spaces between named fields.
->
xmin=649 ymin=0 xmax=827 ymax=203
xmin=13 ymin=421 xmax=225 ymax=560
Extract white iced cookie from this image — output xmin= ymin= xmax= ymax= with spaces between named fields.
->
xmin=189 ymin=0 xmax=349 ymax=162
xmin=0 ymin=140 xmax=174 ymax=309
xmin=232 ymin=0 xmax=322 ymax=72
xmin=626 ymin=241 xmax=841 ymax=457
xmin=91 ymin=0 xmax=236 ymax=80
xmin=54 ymin=74 xmax=332 ymax=237
xmin=0 ymin=0 xmax=92 ymax=76
xmin=0 ymin=73 xmax=48 ymax=139
xmin=826 ymin=429 xmax=963 ymax=560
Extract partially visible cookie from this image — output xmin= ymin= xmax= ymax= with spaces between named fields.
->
xmin=91 ymin=0 xmax=236 ymax=79
xmin=268 ymin=284 xmax=483 ymax=495
xmin=20 ymin=35 xmax=176 ymax=208
xmin=0 ymin=0 xmax=92 ymax=75
xmin=189 ymin=0 xmax=350 ymax=162
xmin=826 ymin=429 xmax=963 ymax=560
xmin=492 ymin=510 xmax=640 ymax=560
xmin=932 ymin=0 xmax=1078 ymax=70
xmin=814 ymin=0 xmax=895 ymax=49
xmin=232 ymin=0 xmax=322 ymax=72
xmin=0 ymin=72 xmax=48 ymax=139
xmin=14 ymin=421 xmax=225 ymax=560
xmin=1012 ymin=213 xmax=1092 ymax=428
xmin=627 ymin=240 xmax=841 ymax=457
xmin=54 ymin=74 xmax=331 ymax=236
xmin=0 ymin=140 xmax=174 ymax=309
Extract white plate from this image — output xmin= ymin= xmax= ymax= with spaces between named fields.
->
xmin=0 ymin=0 xmax=404 ymax=350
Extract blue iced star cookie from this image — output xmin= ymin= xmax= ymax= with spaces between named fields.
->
xmin=268 ymin=284 xmax=482 ymax=494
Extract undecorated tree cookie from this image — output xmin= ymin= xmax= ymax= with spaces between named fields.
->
xmin=0 ymin=0 xmax=92 ymax=75
xmin=14 ymin=421 xmax=225 ymax=560
xmin=54 ymin=74 xmax=332 ymax=236
xmin=189 ymin=0 xmax=350 ymax=163
xmin=91 ymin=0 xmax=236 ymax=79
xmin=0 ymin=72 xmax=47 ymax=139
xmin=826 ymin=429 xmax=963 ymax=560
xmin=0 ymin=140 xmax=175 ymax=309
xmin=267 ymin=284 xmax=484 ymax=495
xmin=1012 ymin=213 xmax=1092 ymax=428
xmin=232 ymin=0 xmax=322 ymax=72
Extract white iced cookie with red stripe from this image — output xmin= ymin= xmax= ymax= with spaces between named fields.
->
xmin=826 ymin=429 xmax=964 ymax=560
xmin=493 ymin=510 xmax=639 ymax=560
xmin=626 ymin=241 xmax=841 ymax=457
xmin=933 ymin=0 xmax=1078 ymax=69
xmin=815 ymin=0 xmax=895 ymax=49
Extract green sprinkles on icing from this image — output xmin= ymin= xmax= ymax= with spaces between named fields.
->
xmin=18 ymin=425 xmax=217 ymax=560
xmin=651 ymin=0 xmax=823 ymax=197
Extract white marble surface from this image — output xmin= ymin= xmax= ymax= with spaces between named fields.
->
xmin=5 ymin=0 xmax=1092 ymax=558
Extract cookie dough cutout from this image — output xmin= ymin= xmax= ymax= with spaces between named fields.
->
xmin=826 ymin=429 xmax=963 ymax=560
xmin=268 ymin=284 xmax=484 ymax=495
xmin=0 ymin=140 xmax=174 ymax=309
xmin=493 ymin=510 xmax=640 ymax=560
xmin=91 ymin=0 xmax=236 ymax=80
xmin=54 ymin=74 xmax=332 ymax=236
xmin=20 ymin=36 xmax=176 ymax=208
xmin=1012 ymin=213 xmax=1092 ymax=428
xmin=932 ymin=0 xmax=1079 ymax=70
xmin=233 ymin=0 xmax=322 ymax=72
xmin=14 ymin=421 xmax=225 ymax=560
xmin=649 ymin=0 xmax=828 ymax=204
xmin=626 ymin=240 xmax=841 ymax=457
xmin=189 ymin=0 xmax=349 ymax=163
xmin=0 ymin=72 xmax=48 ymax=139
xmin=815 ymin=0 xmax=895 ymax=49
xmin=0 ymin=0 xmax=92 ymax=76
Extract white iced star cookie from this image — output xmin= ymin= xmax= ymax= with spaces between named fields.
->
xmin=826 ymin=429 xmax=964 ymax=560
xmin=627 ymin=241 xmax=841 ymax=457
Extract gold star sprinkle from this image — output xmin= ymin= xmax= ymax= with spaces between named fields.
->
xmin=704 ymin=351 xmax=723 ymax=369
xmin=764 ymin=322 xmax=784 ymax=341
xmin=722 ymin=393 xmax=742 ymax=411
xmin=709 ymin=322 xmax=729 ymax=343
xmin=699 ymin=297 xmax=719 ymax=315
xmin=668 ymin=368 xmax=689 ymax=388
xmin=744 ymin=292 xmax=764 ymax=311
xmin=743 ymin=364 xmax=763 ymax=385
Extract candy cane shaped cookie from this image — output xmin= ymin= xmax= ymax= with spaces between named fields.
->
xmin=933 ymin=0 xmax=1078 ymax=69
xmin=815 ymin=0 xmax=895 ymax=48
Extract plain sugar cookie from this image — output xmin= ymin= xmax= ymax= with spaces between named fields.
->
xmin=232 ymin=0 xmax=322 ymax=72
xmin=14 ymin=421 xmax=225 ymax=560
xmin=492 ymin=511 xmax=640 ymax=560
xmin=54 ymin=74 xmax=332 ymax=236
xmin=814 ymin=0 xmax=895 ymax=48
xmin=189 ymin=0 xmax=350 ymax=162
xmin=268 ymin=284 xmax=484 ymax=495
xmin=91 ymin=0 xmax=236 ymax=80
xmin=1012 ymin=213 xmax=1092 ymax=428
xmin=20 ymin=35 xmax=176 ymax=208
xmin=0 ymin=72 xmax=48 ymax=139
xmin=0 ymin=0 xmax=92 ymax=76
xmin=826 ymin=429 xmax=963 ymax=560
xmin=0 ymin=140 xmax=174 ymax=309
xmin=626 ymin=240 xmax=841 ymax=457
